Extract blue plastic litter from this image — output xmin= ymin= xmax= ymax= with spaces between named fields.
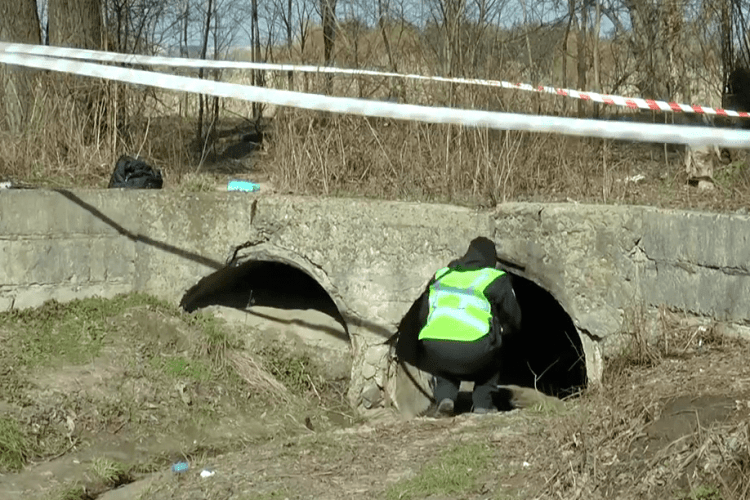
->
xmin=227 ymin=180 xmax=260 ymax=192
xmin=172 ymin=461 xmax=189 ymax=473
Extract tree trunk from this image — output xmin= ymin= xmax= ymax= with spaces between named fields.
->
xmin=593 ymin=0 xmax=601 ymax=117
xmin=287 ymin=0 xmax=293 ymax=89
xmin=48 ymin=0 xmax=105 ymax=139
xmin=320 ymin=0 xmax=337 ymax=94
xmin=49 ymin=0 xmax=102 ymax=49
xmin=197 ymin=0 xmax=213 ymax=146
xmin=562 ymin=0 xmax=574 ymax=115
xmin=252 ymin=0 xmax=262 ymax=119
xmin=378 ymin=0 xmax=398 ymax=99
xmin=211 ymin=6 xmax=219 ymax=135
xmin=181 ymin=0 xmax=189 ymax=117
xmin=664 ymin=0 xmax=683 ymax=102
xmin=577 ymin=2 xmax=587 ymax=118
xmin=622 ymin=0 xmax=669 ymax=100
xmin=0 ymin=0 xmax=42 ymax=133
xmin=520 ymin=0 xmax=536 ymax=111
xmin=441 ymin=0 xmax=465 ymax=78
xmin=721 ymin=0 xmax=733 ymax=93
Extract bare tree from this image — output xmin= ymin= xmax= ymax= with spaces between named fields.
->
xmin=464 ymin=0 xmax=505 ymax=76
xmin=47 ymin=0 xmax=106 ymax=140
xmin=251 ymin=0 xmax=262 ymax=118
xmin=297 ymin=0 xmax=313 ymax=62
xmin=197 ymin=0 xmax=213 ymax=144
xmin=592 ymin=0 xmax=602 ymax=117
xmin=49 ymin=0 xmax=103 ymax=49
xmin=319 ymin=0 xmax=337 ymax=93
xmin=577 ymin=0 xmax=587 ymax=117
xmin=0 ymin=0 xmax=42 ymax=133
xmin=429 ymin=0 xmax=466 ymax=76
xmin=721 ymin=0 xmax=733 ymax=89
xmin=284 ymin=0 xmax=294 ymax=86
xmin=615 ymin=0 xmax=671 ymax=99
xmin=562 ymin=0 xmax=574 ymax=114
xmin=181 ymin=0 xmax=190 ymax=116
xmin=378 ymin=0 xmax=397 ymax=72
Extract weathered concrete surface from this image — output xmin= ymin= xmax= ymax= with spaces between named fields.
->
xmin=494 ymin=203 xmax=750 ymax=360
xmin=3 ymin=189 xmax=750 ymax=413
xmin=0 ymin=189 xmax=492 ymax=409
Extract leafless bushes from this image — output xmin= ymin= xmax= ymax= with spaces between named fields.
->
xmin=265 ymin=85 xmax=610 ymax=206
xmin=1 ymin=0 xmax=747 ymax=205
xmin=0 ymin=75 xmax=195 ymax=187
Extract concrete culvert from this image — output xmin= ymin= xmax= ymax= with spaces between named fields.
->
xmin=179 ymin=260 xmax=351 ymax=381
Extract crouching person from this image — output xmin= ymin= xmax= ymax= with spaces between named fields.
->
xmin=396 ymin=237 xmax=522 ymax=417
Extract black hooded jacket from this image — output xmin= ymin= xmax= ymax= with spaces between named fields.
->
xmin=394 ymin=237 xmax=522 ymax=366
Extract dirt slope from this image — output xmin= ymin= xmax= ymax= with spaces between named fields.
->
xmin=1 ymin=296 xmax=749 ymax=500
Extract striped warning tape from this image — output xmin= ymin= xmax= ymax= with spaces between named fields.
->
xmin=1 ymin=49 xmax=749 ymax=149
xmin=1 ymin=41 xmax=747 ymax=119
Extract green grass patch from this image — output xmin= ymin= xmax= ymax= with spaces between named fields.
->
xmin=48 ymin=483 xmax=88 ymax=500
xmin=256 ymin=343 xmax=321 ymax=396
xmin=679 ymin=484 xmax=725 ymax=500
xmin=715 ymin=161 xmax=750 ymax=191
xmin=0 ymin=416 xmax=32 ymax=472
xmin=90 ymin=456 xmax=131 ymax=486
xmin=154 ymin=355 xmax=212 ymax=381
xmin=384 ymin=441 xmax=494 ymax=500
xmin=187 ymin=311 xmax=241 ymax=369
xmin=0 ymin=293 xmax=174 ymax=367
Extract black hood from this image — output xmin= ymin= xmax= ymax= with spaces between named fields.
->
xmin=449 ymin=236 xmax=497 ymax=271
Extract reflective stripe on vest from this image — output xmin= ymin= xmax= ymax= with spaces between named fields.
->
xmin=418 ymin=266 xmax=505 ymax=342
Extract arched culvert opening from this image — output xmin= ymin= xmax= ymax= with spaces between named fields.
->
xmin=395 ymin=271 xmax=586 ymax=415
xmin=495 ymin=273 xmax=587 ymax=403
xmin=179 ymin=260 xmax=351 ymax=380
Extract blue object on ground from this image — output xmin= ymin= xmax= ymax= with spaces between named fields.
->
xmin=228 ymin=180 xmax=260 ymax=192
xmin=172 ymin=461 xmax=189 ymax=473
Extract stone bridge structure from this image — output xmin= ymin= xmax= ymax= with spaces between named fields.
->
xmin=2 ymin=189 xmax=750 ymax=414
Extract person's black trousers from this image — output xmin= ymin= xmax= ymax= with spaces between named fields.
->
xmin=419 ymin=334 xmax=501 ymax=411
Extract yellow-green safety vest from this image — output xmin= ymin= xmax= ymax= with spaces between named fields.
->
xmin=418 ymin=267 xmax=505 ymax=342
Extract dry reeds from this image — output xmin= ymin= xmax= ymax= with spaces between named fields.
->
xmin=0 ymin=73 xmax=195 ymax=188
xmin=227 ymin=349 xmax=291 ymax=404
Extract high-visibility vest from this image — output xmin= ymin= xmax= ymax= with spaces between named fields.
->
xmin=418 ymin=267 xmax=505 ymax=342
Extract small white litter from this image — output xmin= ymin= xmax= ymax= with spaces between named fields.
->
xmin=522 ymin=461 xmax=530 ymax=468
xmin=625 ymin=174 xmax=645 ymax=183
xmin=200 ymin=469 xmax=215 ymax=478
xmin=0 ymin=181 xmax=11 ymax=189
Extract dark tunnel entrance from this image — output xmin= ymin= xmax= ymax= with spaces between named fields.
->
xmin=179 ymin=260 xmax=349 ymax=339
xmin=396 ymin=270 xmax=586 ymax=414
xmin=498 ymin=273 xmax=587 ymax=398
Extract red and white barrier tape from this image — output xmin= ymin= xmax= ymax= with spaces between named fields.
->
xmin=1 ymin=41 xmax=746 ymax=119
xmin=1 ymin=50 xmax=749 ymax=149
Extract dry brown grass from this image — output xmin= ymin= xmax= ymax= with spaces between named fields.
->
xmin=264 ymin=97 xmax=614 ymax=208
xmin=227 ymin=350 xmax=291 ymax=404
xmin=530 ymin=323 xmax=750 ymax=500
xmin=1 ymin=22 xmax=746 ymax=215
xmin=0 ymin=74 xmax=200 ymax=188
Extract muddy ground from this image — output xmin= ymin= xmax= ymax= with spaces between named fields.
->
xmin=1 ymin=294 xmax=749 ymax=500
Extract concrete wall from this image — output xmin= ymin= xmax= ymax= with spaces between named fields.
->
xmin=3 ymin=189 xmax=750 ymax=411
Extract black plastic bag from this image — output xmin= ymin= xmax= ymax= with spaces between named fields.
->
xmin=108 ymin=155 xmax=163 ymax=189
